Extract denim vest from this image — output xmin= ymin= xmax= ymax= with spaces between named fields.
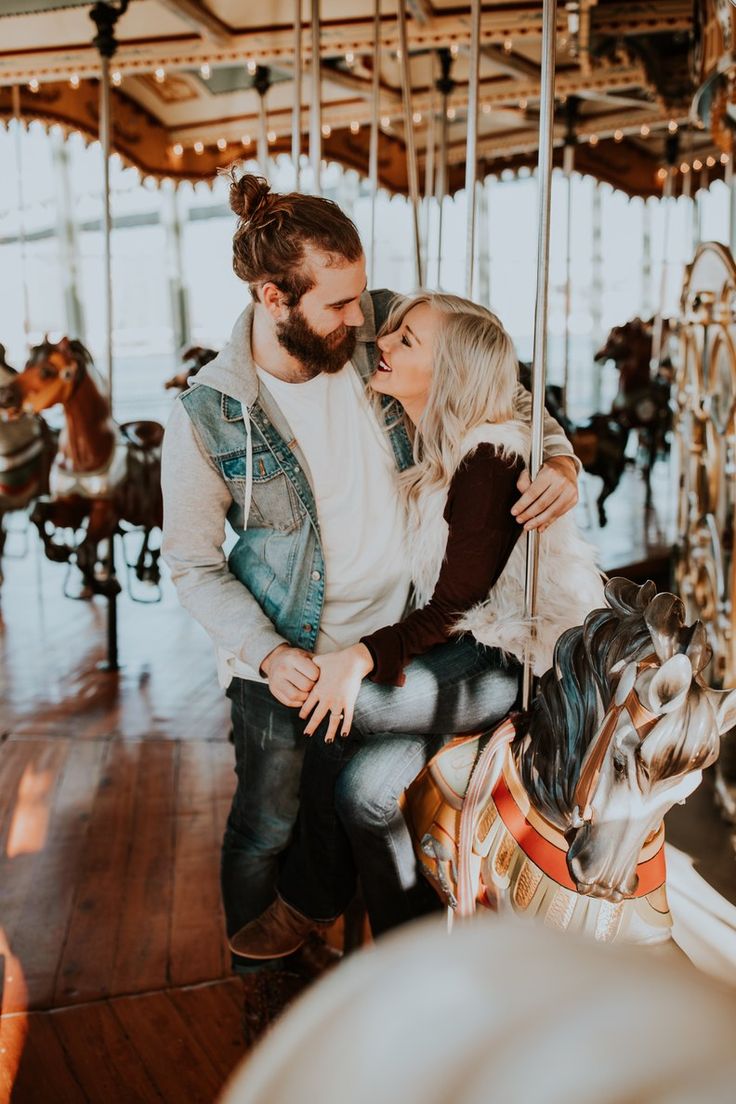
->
xmin=179 ymin=289 xmax=413 ymax=654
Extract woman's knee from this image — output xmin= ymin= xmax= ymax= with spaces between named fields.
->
xmin=335 ymin=741 xmax=427 ymax=830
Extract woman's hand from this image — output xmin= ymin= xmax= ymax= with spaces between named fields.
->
xmin=299 ymin=644 xmax=374 ymax=741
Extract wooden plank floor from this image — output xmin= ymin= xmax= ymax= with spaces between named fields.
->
xmin=0 ymin=461 xmax=726 ymax=1103
xmin=0 ymin=532 xmax=243 ymax=1102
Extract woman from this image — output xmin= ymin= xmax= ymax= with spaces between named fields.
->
xmin=229 ymin=292 xmax=605 ymax=958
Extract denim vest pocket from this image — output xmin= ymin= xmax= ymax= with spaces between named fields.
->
xmin=217 ymin=446 xmax=305 ymax=532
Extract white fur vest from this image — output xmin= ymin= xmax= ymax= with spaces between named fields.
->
xmin=407 ymin=421 xmax=606 ymax=676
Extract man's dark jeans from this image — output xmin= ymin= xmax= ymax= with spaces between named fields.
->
xmin=222 ymin=638 xmax=519 ymax=940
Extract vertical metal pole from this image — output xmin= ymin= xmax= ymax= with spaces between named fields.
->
xmin=423 ymin=86 xmax=436 ymax=282
xmin=11 ymin=85 xmax=32 ymax=351
xmin=258 ymin=93 xmax=269 ymax=177
xmin=727 ymin=155 xmax=736 ymax=255
xmin=292 ymin=0 xmax=303 ymax=190
xmin=100 ymin=55 xmax=113 ymax=398
xmin=435 ymin=92 xmax=448 ymax=288
xmin=651 ymin=168 xmax=673 ymax=373
xmin=591 ymin=181 xmax=603 ymax=410
xmin=100 ymin=51 xmax=118 ymax=671
xmin=253 ymin=66 xmax=272 ymax=178
xmin=464 ymin=0 xmax=481 ymax=297
xmin=477 ymin=173 xmax=491 ymax=306
xmin=368 ymin=0 xmax=380 ymax=283
xmin=51 ymin=128 xmax=86 ymax=342
xmin=521 ymin=0 xmax=557 ymax=711
xmin=697 ymin=166 xmax=708 ymax=250
xmin=310 ymin=0 xmax=322 ymax=195
xmin=562 ymin=142 xmax=574 ymax=415
xmin=162 ymin=182 xmax=190 ymax=352
xmin=642 ymin=198 xmax=653 ymax=318
xmin=396 ymin=1 xmax=423 ymax=286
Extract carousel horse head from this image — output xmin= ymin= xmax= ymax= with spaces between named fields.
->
xmin=0 ymin=337 xmax=95 ymax=418
xmin=558 ymin=580 xmax=736 ymax=901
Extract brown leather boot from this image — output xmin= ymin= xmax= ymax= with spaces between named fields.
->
xmin=229 ymin=895 xmax=331 ymax=960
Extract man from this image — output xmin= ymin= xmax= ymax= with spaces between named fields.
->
xmin=162 ymin=170 xmax=579 ymax=964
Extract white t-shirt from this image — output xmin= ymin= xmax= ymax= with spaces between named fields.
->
xmin=254 ymin=362 xmax=411 ymax=658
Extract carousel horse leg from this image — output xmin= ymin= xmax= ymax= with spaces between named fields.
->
xmin=76 ymin=498 xmax=120 ymax=597
xmin=31 ymin=495 xmax=86 ymax=565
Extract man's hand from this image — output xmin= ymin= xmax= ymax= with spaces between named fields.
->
xmin=512 ymin=455 xmax=578 ymax=533
xmin=260 ymin=643 xmax=320 ymax=707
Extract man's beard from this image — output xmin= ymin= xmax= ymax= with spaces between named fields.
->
xmin=275 ymin=305 xmax=357 ymax=379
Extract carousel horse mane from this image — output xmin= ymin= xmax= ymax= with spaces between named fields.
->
xmin=514 ymin=577 xmax=718 ymax=829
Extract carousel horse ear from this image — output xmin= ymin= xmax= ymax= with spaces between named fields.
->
xmin=684 ymin=621 xmax=712 ymax=676
xmin=58 ymin=336 xmax=72 ymax=354
xmin=647 ymin=654 xmax=693 ymax=714
xmin=707 ymin=686 xmax=736 ymax=737
xmin=644 ymin=592 xmax=686 ymax=663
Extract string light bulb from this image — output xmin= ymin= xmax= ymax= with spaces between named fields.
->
xmin=381 ymin=115 xmax=391 ymax=128
xmin=112 ymin=71 xmax=122 ymax=86
xmin=217 ymin=137 xmax=227 ymax=151
xmin=668 ymin=119 xmax=678 ymax=133
xmin=29 ymin=79 xmax=39 ymax=92
xmin=322 ymin=124 xmax=331 ymax=137
xmin=267 ymin=130 xmax=277 ymax=143
xmin=350 ymin=120 xmax=360 ymax=134
xmin=707 ymin=155 xmax=716 ymax=168
xmin=241 ymin=134 xmax=252 ymax=145
xmin=693 ymin=158 xmax=703 ymax=171
xmin=200 ymin=64 xmax=210 ymax=79
xmin=450 ymin=43 xmax=459 ymax=57
xmin=413 ymin=111 xmax=422 ymax=124
xmin=504 ymin=39 xmax=513 ymax=53
xmin=172 ymin=143 xmax=183 ymax=157
xmin=721 ymin=152 xmax=730 ymax=164
xmin=194 ymin=141 xmax=204 ymax=154
xmin=589 ymin=133 xmax=598 ymax=146
xmin=155 ymin=68 xmax=166 ymax=83
xmin=247 ymin=60 xmax=257 ymax=75
xmin=447 ymin=106 xmax=456 ymax=121
xmin=640 ymin=124 xmax=650 ymax=137
xmin=614 ymin=129 xmax=623 ymax=142
xmin=70 ymin=74 xmax=80 ymax=89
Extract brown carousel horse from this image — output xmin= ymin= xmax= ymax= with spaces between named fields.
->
xmin=595 ymin=317 xmax=674 ymax=504
xmin=0 ymin=343 xmax=57 ymax=589
xmin=404 ymin=578 xmax=736 ymax=948
xmin=0 ymin=337 xmax=163 ymax=598
xmin=164 ymin=345 xmax=218 ymax=392
xmin=518 ymin=364 xmax=627 ymax=526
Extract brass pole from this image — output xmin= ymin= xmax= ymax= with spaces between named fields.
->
xmin=310 ymin=0 xmax=322 ymax=194
xmin=396 ymin=1 xmax=423 ymax=285
xmin=368 ymin=0 xmax=380 ymax=283
xmin=464 ymin=0 xmax=481 ymax=296
xmin=522 ymin=0 xmax=558 ymax=711
xmin=292 ymin=0 xmax=303 ymax=190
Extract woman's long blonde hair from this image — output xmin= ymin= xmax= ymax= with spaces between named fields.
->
xmin=375 ymin=291 xmax=518 ymax=512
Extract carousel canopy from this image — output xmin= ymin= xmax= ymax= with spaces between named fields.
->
xmin=0 ymin=1 xmax=724 ymax=197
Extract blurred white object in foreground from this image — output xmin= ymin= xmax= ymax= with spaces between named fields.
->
xmin=222 ymin=907 xmax=736 ymax=1104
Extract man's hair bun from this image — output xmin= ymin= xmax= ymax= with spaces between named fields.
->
xmin=228 ymin=170 xmax=272 ymax=224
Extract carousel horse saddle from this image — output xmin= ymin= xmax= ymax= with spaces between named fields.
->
xmin=120 ymin=420 xmax=164 ymax=452
xmin=402 ymin=722 xmax=672 ymax=944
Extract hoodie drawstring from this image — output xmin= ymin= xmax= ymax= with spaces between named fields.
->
xmin=244 ymin=405 xmax=253 ymax=527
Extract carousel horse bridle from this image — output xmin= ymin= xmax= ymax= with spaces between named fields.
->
xmin=570 ymin=653 xmax=661 ymax=829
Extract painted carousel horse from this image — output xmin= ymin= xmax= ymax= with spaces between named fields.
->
xmin=595 ymin=317 xmax=674 ymax=503
xmin=0 ymin=337 xmax=163 ymax=597
xmin=518 ymin=364 xmax=627 ymax=526
xmin=404 ymin=578 xmax=736 ymax=947
xmin=164 ymin=345 xmax=218 ymax=392
xmin=0 ymin=343 xmax=56 ymax=588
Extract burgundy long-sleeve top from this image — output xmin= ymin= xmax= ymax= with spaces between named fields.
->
xmin=360 ymin=444 xmax=525 ymax=685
